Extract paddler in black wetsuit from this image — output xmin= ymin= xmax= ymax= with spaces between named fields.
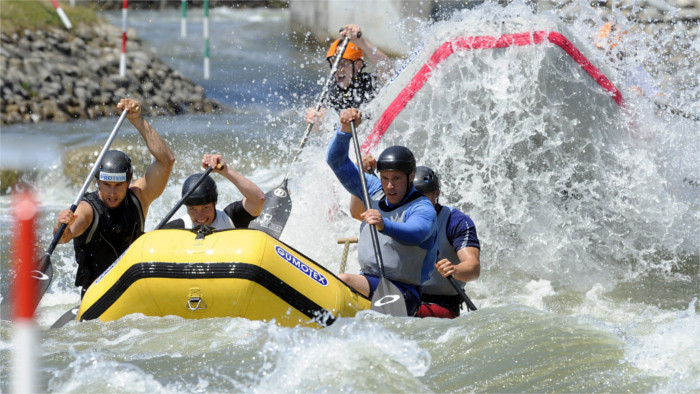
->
xmin=305 ymin=24 xmax=393 ymax=131
xmin=54 ymin=98 xmax=175 ymax=297
xmin=161 ymin=153 xmax=266 ymax=230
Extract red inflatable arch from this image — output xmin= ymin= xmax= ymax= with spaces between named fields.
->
xmin=362 ymin=31 xmax=625 ymax=153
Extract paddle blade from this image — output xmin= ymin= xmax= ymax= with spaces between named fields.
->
xmin=248 ymin=180 xmax=291 ymax=239
xmin=371 ymin=278 xmax=408 ymax=317
xmin=0 ymin=254 xmax=54 ymax=321
xmin=50 ymin=305 xmax=80 ymax=329
xmin=36 ymin=254 xmax=54 ymax=297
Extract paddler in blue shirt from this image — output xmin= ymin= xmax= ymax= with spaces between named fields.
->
xmin=412 ymin=166 xmax=481 ymax=318
xmin=350 ymin=162 xmax=481 ymax=318
xmin=326 ymin=108 xmax=437 ymax=316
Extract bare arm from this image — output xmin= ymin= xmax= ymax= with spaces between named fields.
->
xmin=304 ymin=107 xmax=327 ymax=131
xmin=435 ymin=246 xmax=481 ymax=282
xmin=54 ymin=201 xmax=94 ymax=244
xmin=341 ymin=24 xmax=392 ymax=84
xmin=349 ymin=154 xmax=375 ymax=220
xmin=349 ymin=195 xmax=365 ymax=220
xmin=118 ymin=99 xmax=175 ymax=216
xmin=203 ymin=154 xmax=266 ymax=217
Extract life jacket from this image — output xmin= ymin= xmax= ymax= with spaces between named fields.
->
xmin=327 ymin=72 xmax=376 ymax=112
xmin=177 ymin=208 xmax=234 ymax=229
xmin=421 ymin=205 xmax=466 ymax=296
xmin=357 ymin=189 xmax=430 ymax=286
xmin=73 ymin=190 xmax=144 ymax=290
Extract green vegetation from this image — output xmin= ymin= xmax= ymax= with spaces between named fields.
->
xmin=0 ymin=170 xmax=21 ymax=195
xmin=0 ymin=0 xmax=99 ymax=33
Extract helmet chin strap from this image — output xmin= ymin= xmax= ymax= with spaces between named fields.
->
xmin=352 ymin=60 xmax=365 ymax=81
xmin=404 ymin=173 xmax=413 ymax=202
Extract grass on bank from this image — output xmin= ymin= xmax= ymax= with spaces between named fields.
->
xmin=0 ymin=0 xmax=99 ymax=34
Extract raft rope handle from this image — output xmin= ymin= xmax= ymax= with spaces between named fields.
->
xmin=336 ymin=237 xmax=358 ymax=274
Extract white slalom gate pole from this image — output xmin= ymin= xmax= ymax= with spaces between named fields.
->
xmin=11 ymin=191 xmax=40 ymax=394
xmin=120 ymin=0 xmax=128 ymax=77
xmin=203 ymin=0 xmax=210 ymax=80
xmin=181 ymin=0 xmax=187 ymax=38
xmin=50 ymin=0 xmax=72 ymax=29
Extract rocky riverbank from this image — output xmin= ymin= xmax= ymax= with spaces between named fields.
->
xmin=1 ymin=20 xmax=222 ymax=126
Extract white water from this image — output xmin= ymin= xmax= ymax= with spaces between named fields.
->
xmin=1 ymin=2 xmax=698 ymax=392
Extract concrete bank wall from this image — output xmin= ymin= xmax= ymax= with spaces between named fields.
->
xmin=289 ymin=0 xmax=699 ymax=56
xmin=289 ymin=0 xmax=434 ymax=56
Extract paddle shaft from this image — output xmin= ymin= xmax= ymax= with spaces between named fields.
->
xmin=46 ymin=110 xmax=130 ymax=256
xmin=447 ymin=276 xmax=478 ymax=311
xmin=250 ymin=36 xmax=354 ymax=239
xmin=154 ymin=166 xmax=216 ymax=230
xmin=282 ymin=36 xmax=352 ymax=181
xmin=349 ymin=121 xmax=388 ymax=277
xmin=1 ymin=110 xmax=128 ymax=322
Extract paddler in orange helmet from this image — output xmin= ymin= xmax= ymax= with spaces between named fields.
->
xmin=305 ymin=24 xmax=392 ymax=130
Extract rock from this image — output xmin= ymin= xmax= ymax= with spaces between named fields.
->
xmin=38 ymin=82 xmax=63 ymax=100
xmin=74 ymin=86 xmax=88 ymax=102
xmin=1 ymin=19 xmax=225 ymax=126
xmin=140 ymin=81 xmax=154 ymax=95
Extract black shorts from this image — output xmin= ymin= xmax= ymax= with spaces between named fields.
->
xmin=421 ymin=293 xmax=463 ymax=317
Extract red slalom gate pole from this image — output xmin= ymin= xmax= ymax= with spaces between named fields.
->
xmin=11 ymin=190 xmax=40 ymax=394
xmin=120 ymin=0 xmax=129 ymax=77
xmin=50 ymin=0 xmax=72 ymax=29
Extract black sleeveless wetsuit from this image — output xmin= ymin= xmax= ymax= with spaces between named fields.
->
xmin=73 ymin=190 xmax=144 ymax=294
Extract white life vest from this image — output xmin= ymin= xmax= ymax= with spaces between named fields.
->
xmin=178 ymin=208 xmax=234 ymax=230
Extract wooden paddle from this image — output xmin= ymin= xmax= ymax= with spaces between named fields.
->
xmin=0 ymin=110 xmax=129 ymax=322
xmin=349 ymin=121 xmax=407 ymax=317
xmin=249 ymin=34 xmax=355 ymax=239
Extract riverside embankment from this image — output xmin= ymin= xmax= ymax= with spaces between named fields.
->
xmin=0 ymin=4 xmax=221 ymax=126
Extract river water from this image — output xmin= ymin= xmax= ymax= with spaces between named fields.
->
xmin=1 ymin=2 xmax=698 ymax=392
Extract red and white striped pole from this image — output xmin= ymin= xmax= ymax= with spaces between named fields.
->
xmin=50 ymin=0 xmax=72 ymax=30
xmin=203 ymin=0 xmax=210 ymax=80
xmin=11 ymin=190 xmax=40 ymax=394
xmin=119 ymin=0 xmax=128 ymax=77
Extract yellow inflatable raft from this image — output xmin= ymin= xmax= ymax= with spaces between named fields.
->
xmin=76 ymin=228 xmax=370 ymax=327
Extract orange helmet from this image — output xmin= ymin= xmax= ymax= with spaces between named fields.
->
xmin=326 ymin=39 xmax=364 ymax=63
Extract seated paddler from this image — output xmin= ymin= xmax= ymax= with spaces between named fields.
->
xmin=325 ymin=108 xmax=437 ymax=316
xmin=162 ymin=153 xmax=265 ymax=230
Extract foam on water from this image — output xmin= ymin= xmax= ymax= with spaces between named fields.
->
xmin=1 ymin=1 xmax=697 ymax=392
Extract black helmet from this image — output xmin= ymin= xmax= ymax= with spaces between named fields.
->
xmin=182 ymin=173 xmax=218 ymax=206
xmin=376 ymin=146 xmax=416 ymax=175
xmin=414 ymin=166 xmax=440 ymax=194
xmin=95 ymin=150 xmax=133 ymax=183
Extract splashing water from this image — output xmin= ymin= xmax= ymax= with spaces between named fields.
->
xmin=1 ymin=1 xmax=698 ymax=392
